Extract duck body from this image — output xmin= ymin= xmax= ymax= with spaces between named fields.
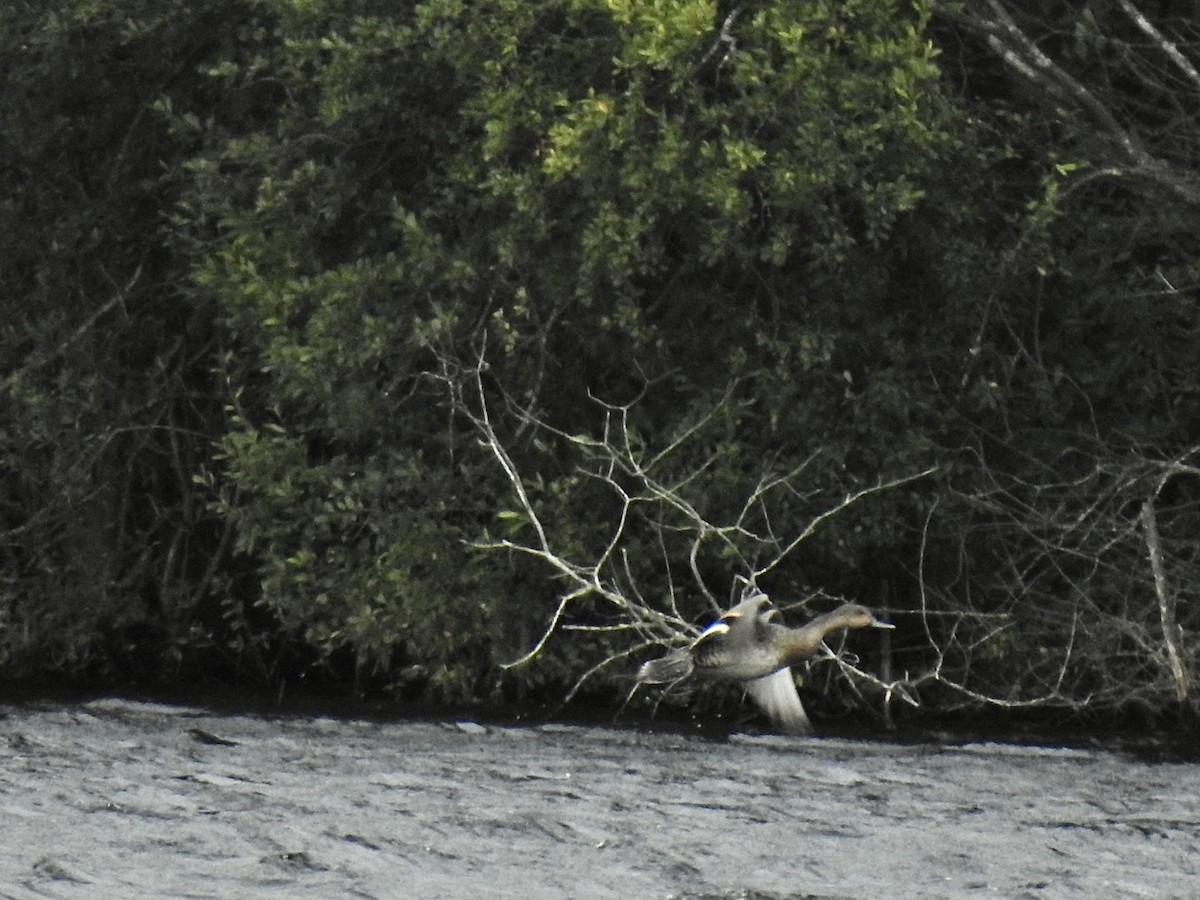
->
xmin=689 ymin=594 xmax=793 ymax=681
xmin=637 ymin=592 xmax=891 ymax=735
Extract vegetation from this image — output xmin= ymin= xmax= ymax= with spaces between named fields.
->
xmin=3 ymin=0 xmax=1198 ymax=726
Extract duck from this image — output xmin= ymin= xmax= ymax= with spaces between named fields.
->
xmin=637 ymin=590 xmax=893 ymax=735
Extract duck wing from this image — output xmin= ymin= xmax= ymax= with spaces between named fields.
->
xmin=688 ymin=619 xmax=735 ymax=670
xmin=639 ymin=610 xmax=740 ymax=683
xmin=743 ymin=669 xmax=813 ymax=736
xmin=642 ymin=593 xmax=781 ymax=684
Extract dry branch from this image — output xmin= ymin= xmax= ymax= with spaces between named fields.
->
xmin=440 ymin=343 xmax=958 ymax=718
xmin=945 ymin=0 xmax=1200 ymax=207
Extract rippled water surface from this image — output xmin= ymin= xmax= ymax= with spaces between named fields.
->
xmin=2 ymin=699 xmax=1199 ymax=898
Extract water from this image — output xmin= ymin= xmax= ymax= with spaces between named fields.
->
xmin=2 ymin=699 xmax=1198 ymax=898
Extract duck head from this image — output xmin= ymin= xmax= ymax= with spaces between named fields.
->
xmin=836 ymin=603 xmax=895 ymax=630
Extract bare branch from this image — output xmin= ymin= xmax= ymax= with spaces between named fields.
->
xmin=947 ymin=1 xmax=1200 ymax=206
xmin=754 ymin=466 xmax=938 ymax=581
xmin=1140 ymin=496 xmax=1189 ymax=703
xmin=443 ymin=340 xmax=934 ymax=721
xmin=1115 ymin=0 xmax=1200 ymax=93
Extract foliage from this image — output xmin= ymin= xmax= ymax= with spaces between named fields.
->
xmin=918 ymin=0 xmax=1200 ymax=716
xmin=0 ymin=0 xmax=251 ymax=677
xmin=6 ymin=0 xmax=1198 ymax=723
xmin=172 ymin=0 xmax=977 ymax=706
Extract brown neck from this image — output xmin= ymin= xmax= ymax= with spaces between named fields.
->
xmin=778 ymin=606 xmax=864 ymax=664
xmin=777 ymin=624 xmax=827 ymax=665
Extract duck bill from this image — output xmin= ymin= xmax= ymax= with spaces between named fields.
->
xmin=871 ymin=620 xmax=896 ymax=630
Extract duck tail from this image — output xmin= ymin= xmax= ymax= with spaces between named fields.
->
xmin=637 ymin=649 xmax=695 ymax=684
